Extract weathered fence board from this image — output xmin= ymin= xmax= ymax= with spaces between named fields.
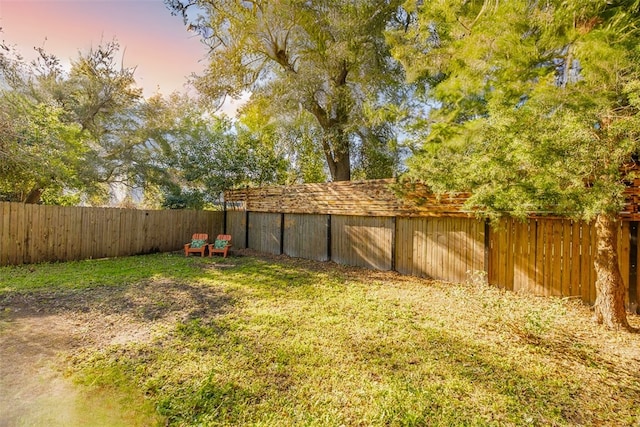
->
xmin=226 ymin=211 xmax=247 ymax=249
xmin=226 ymin=178 xmax=640 ymax=220
xmin=0 ymin=202 xmax=224 ymax=266
xmin=225 ymin=179 xmax=473 ymax=217
xmin=247 ymin=212 xmax=281 ymax=255
xmin=395 ymin=217 xmax=485 ymax=283
xmin=283 ymin=214 xmax=329 ymax=261
xmin=331 ymin=215 xmax=394 ymax=270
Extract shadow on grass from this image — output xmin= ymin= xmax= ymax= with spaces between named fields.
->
xmin=3 ymin=252 xmax=640 ymax=426
xmin=0 ymin=253 xmax=237 ymax=324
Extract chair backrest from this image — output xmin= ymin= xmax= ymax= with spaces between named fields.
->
xmin=216 ymin=234 xmax=231 ymax=243
xmin=192 ymin=233 xmax=208 ymax=241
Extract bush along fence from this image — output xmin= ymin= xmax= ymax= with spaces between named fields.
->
xmin=225 ymin=179 xmax=640 ymax=313
xmin=0 ymin=202 xmax=223 ymax=266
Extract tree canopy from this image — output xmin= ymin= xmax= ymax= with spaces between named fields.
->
xmin=391 ymin=0 xmax=640 ymax=220
xmin=166 ymin=0 xmax=412 ymax=181
xmin=0 ymin=38 xmax=290 ymax=207
xmin=390 ymin=0 xmax=640 ymax=330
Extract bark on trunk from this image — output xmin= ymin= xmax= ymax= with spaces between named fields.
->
xmin=321 ymin=132 xmax=351 ymax=181
xmin=332 ymin=156 xmax=351 ymax=181
xmin=23 ymin=188 xmax=43 ymax=204
xmin=593 ymin=214 xmax=634 ymax=331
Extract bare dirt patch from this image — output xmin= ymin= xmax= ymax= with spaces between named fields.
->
xmin=0 ymin=279 xmax=232 ymax=426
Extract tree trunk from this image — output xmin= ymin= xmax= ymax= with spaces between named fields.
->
xmin=23 ymin=188 xmax=43 ymax=204
xmin=332 ymin=154 xmax=351 ymax=181
xmin=593 ymin=214 xmax=634 ymax=331
xmin=321 ymin=130 xmax=351 ymax=181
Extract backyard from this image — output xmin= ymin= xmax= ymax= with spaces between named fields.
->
xmin=1 ymin=250 xmax=639 ymax=426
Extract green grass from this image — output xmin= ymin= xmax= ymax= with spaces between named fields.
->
xmin=0 ymin=253 xmax=202 ymax=293
xmin=2 ymin=253 xmax=640 ymax=426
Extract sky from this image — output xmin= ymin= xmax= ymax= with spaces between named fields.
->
xmin=0 ymin=0 xmax=209 ymax=98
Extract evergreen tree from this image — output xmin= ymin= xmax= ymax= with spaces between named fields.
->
xmin=391 ymin=0 xmax=640 ymax=330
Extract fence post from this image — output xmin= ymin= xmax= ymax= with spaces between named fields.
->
xmin=327 ymin=214 xmax=332 ymax=262
xmin=245 ymin=211 xmax=250 ymax=249
xmin=223 ymin=201 xmax=227 ymax=235
xmin=391 ymin=216 xmax=397 ymax=271
xmin=630 ymin=221 xmax=638 ymax=314
xmin=280 ymin=213 xmax=285 ymax=255
xmin=484 ymin=219 xmax=490 ymax=282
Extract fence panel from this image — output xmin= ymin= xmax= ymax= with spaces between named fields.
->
xmin=226 ymin=211 xmax=247 ymax=249
xmin=488 ymin=218 xmax=633 ymax=306
xmin=396 ymin=217 xmax=485 ymax=282
xmin=0 ymin=202 xmax=223 ymax=266
xmin=0 ymin=203 xmax=8 ymax=265
xmin=283 ymin=214 xmax=329 ymax=261
xmin=248 ymin=212 xmax=281 ymax=255
xmin=331 ymin=215 xmax=394 ymax=270
xmin=3 ymin=199 xmax=640 ymax=312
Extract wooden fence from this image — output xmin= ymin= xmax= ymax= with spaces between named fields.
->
xmin=227 ymin=210 xmax=639 ymax=309
xmin=3 ymin=180 xmax=639 ymax=313
xmin=225 ymin=179 xmax=640 ymax=312
xmin=0 ymin=202 xmax=223 ymax=266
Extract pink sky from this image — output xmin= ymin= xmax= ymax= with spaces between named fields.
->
xmin=0 ymin=0 xmax=209 ymax=97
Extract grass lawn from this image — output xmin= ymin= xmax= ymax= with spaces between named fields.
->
xmin=1 ymin=251 xmax=639 ymax=426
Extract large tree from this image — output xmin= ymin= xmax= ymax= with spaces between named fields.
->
xmin=0 ymin=40 xmax=159 ymax=205
xmin=391 ymin=0 xmax=640 ymax=330
xmin=166 ymin=0 xmax=409 ymax=181
xmin=141 ymin=93 xmax=289 ymax=209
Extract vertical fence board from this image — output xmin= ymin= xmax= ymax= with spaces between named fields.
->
xmin=561 ymin=220 xmax=572 ymax=297
xmin=627 ymin=227 xmax=640 ymax=311
xmin=395 ymin=217 xmax=417 ymax=276
xmin=618 ymin=222 xmax=630 ymax=307
xmin=66 ymin=207 xmax=80 ymax=261
xmin=550 ymin=220 xmax=563 ymax=297
xmin=50 ymin=205 xmax=63 ymax=262
xmin=248 ymin=212 xmax=281 ymax=255
xmin=25 ymin=204 xmax=37 ymax=264
xmin=0 ymin=203 xmax=7 ymax=266
xmin=426 ymin=218 xmax=436 ymax=278
xmin=283 ymin=214 xmax=329 ymax=261
xmin=512 ymin=220 xmax=525 ymax=293
xmin=43 ymin=205 xmax=55 ymax=262
xmin=168 ymin=210 xmax=179 ymax=251
xmin=589 ymin=222 xmax=598 ymax=304
xmin=579 ymin=223 xmax=588 ymax=302
xmin=569 ymin=221 xmax=581 ymax=297
xmin=226 ymin=211 xmax=246 ymax=249
xmin=13 ymin=203 xmax=25 ymax=265
xmin=331 ymin=215 xmax=393 ymax=270
xmin=416 ymin=218 xmax=427 ymax=276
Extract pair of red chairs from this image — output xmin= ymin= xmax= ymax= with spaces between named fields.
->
xmin=184 ymin=233 xmax=232 ymax=258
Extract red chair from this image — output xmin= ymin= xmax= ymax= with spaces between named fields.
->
xmin=184 ymin=233 xmax=208 ymax=257
xmin=209 ymin=234 xmax=232 ymax=258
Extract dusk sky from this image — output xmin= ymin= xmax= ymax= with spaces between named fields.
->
xmin=0 ymin=0 xmax=209 ymax=97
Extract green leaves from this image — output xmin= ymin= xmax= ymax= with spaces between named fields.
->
xmin=0 ymin=40 xmax=146 ymax=204
xmin=171 ymin=0 xmax=411 ymax=181
xmin=394 ymin=0 xmax=640 ymax=220
xmin=0 ymin=91 xmax=86 ymax=203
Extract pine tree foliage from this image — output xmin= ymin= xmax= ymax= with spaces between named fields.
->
xmin=392 ymin=0 xmax=640 ymax=220
xmin=391 ymin=0 xmax=640 ymax=330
